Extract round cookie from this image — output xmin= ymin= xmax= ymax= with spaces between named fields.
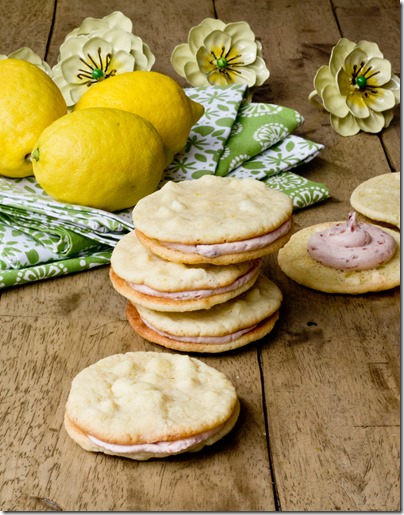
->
xmin=126 ymin=274 xmax=283 ymax=353
xmin=110 ymin=230 xmax=261 ymax=311
xmin=132 ymin=175 xmax=293 ymax=265
xmin=350 ymin=173 xmax=400 ymax=228
xmin=277 ymin=221 xmax=400 ymax=294
xmin=65 ymin=351 xmax=240 ymax=461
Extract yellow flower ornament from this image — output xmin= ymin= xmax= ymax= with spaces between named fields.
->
xmin=171 ymin=18 xmax=269 ymax=88
xmin=309 ymin=38 xmax=400 ymax=136
xmin=51 ymin=11 xmax=155 ymax=108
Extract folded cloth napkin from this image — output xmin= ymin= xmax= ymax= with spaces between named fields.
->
xmin=0 ymin=84 xmax=329 ymax=289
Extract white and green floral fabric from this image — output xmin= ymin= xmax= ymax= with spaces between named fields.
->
xmin=0 ymin=84 xmax=329 ymax=289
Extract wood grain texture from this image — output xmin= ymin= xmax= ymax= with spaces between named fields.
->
xmin=0 ymin=0 xmax=400 ymax=511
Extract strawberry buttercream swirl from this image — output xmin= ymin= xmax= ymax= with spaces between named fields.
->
xmin=307 ymin=212 xmax=396 ymax=270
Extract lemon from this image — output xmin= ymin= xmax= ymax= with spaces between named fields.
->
xmin=74 ymin=71 xmax=204 ymax=164
xmin=0 ymin=59 xmax=67 ymax=178
xmin=31 ymin=108 xmax=166 ymax=212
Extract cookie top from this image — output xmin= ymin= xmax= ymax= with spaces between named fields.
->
xmin=111 ymin=230 xmax=258 ymax=292
xmin=278 ymin=221 xmax=400 ymax=294
xmin=350 ymin=173 xmax=400 ymax=228
xmin=132 ymin=175 xmax=293 ymax=244
xmin=65 ymin=352 xmax=238 ymax=446
xmin=135 ymin=274 xmax=282 ymax=337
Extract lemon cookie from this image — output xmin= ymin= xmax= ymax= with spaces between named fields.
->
xmin=110 ymin=230 xmax=261 ymax=311
xmin=132 ymin=175 xmax=293 ymax=265
xmin=278 ymin=212 xmax=400 ymax=294
xmin=64 ymin=351 xmax=239 ymax=461
xmin=126 ymin=274 xmax=283 ymax=353
xmin=350 ymin=172 xmax=400 ymax=228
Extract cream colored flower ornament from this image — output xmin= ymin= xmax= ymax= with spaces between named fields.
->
xmin=51 ymin=11 xmax=155 ymax=107
xmin=0 ymin=47 xmax=51 ymax=74
xmin=309 ymin=38 xmax=400 ymax=136
xmin=170 ymin=18 xmax=269 ymax=89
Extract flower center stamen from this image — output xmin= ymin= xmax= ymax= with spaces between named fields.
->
xmin=356 ymin=75 xmax=367 ymax=88
xmin=76 ymin=49 xmax=117 ymax=85
xmin=216 ymin=57 xmax=228 ymax=69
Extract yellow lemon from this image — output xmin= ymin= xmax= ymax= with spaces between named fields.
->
xmin=0 ymin=59 xmax=67 ymax=178
xmin=31 ymin=108 xmax=166 ymax=212
xmin=74 ymin=71 xmax=204 ymax=164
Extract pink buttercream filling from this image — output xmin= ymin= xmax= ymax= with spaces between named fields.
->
xmin=141 ymin=316 xmax=258 ymax=344
xmin=307 ymin=212 xmax=397 ymax=271
xmin=88 ymin=424 xmax=223 ymax=455
xmin=128 ymin=260 xmax=261 ymax=300
xmin=161 ymin=218 xmax=292 ymax=257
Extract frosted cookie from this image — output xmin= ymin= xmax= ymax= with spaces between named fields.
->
xmin=278 ymin=212 xmax=400 ymax=294
xmin=64 ymin=351 xmax=240 ymax=461
xmin=110 ymin=230 xmax=261 ymax=311
xmin=132 ymin=175 xmax=293 ymax=265
xmin=350 ymin=173 xmax=400 ymax=228
xmin=126 ymin=274 xmax=282 ymax=353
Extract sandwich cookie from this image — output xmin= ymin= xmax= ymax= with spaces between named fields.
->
xmin=278 ymin=212 xmax=400 ymax=294
xmin=350 ymin=172 xmax=400 ymax=228
xmin=132 ymin=175 xmax=293 ymax=265
xmin=126 ymin=274 xmax=283 ymax=353
xmin=64 ymin=351 xmax=240 ymax=461
xmin=110 ymin=230 xmax=261 ymax=311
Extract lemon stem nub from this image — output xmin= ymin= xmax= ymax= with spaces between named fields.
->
xmin=32 ymin=148 xmax=40 ymax=161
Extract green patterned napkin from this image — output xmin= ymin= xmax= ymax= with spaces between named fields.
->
xmin=216 ymin=101 xmax=304 ymax=176
xmin=0 ymin=84 xmax=329 ymax=289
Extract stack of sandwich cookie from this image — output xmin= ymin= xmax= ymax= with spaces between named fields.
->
xmin=111 ymin=176 xmax=291 ymax=352
xmin=64 ymin=352 xmax=240 ymax=460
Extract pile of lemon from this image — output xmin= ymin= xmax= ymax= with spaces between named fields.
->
xmin=0 ymin=59 xmax=204 ymax=211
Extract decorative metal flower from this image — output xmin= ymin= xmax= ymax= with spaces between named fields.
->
xmin=51 ymin=11 xmax=155 ymax=107
xmin=0 ymin=47 xmax=51 ymax=75
xmin=309 ymin=38 xmax=400 ymax=136
xmin=171 ymin=18 xmax=269 ymax=89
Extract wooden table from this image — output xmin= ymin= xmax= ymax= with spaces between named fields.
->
xmin=0 ymin=0 xmax=400 ymax=511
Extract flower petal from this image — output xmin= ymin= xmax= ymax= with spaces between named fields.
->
xmin=355 ymin=110 xmax=385 ymax=133
xmin=82 ymin=37 xmax=113 ymax=63
xmin=188 ymin=18 xmax=226 ymax=53
xmin=364 ymin=87 xmax=396 ymax=112
xmin=247 ymin=56 xmax=270 ymax=86
xmin=363 ymin=57 xmax=391 ymax=86
xmin=102 ymin=28 xmax=133 ymax=53
xmin=196 ymin=46 xmax=216 ymax=74
xmin=356 ymin=40 xmax=384 ymax=59
xmin=382 ymin=109 xmax=394 ymax=128
xmin=346 ymin=91 xmax=370 ymax=118
xmin=227 ymin=39 xmax=257 ymax=65
xmin=336 ymin=67 xmax=353 ymax=96
xmin=61 ymin=55 xmax=89 ymax=83
xmin=207 ymin=69 xmax=230 ymax=85
xmin=102 ymin=11 xmax=133 ymax=32
xmin=58 ymin=35 xmax=90 ymax=59
xmin=227 ymin=66 xmax=257 ymax=86
xmin=75 ymin=17 xmax=107 ymax=35
xmin=224 ymin=21 xmax=255 ymax=42
xmin=184 ymin=61 xmax=210 ymax=87
xmin=330 ymin=113 xmax=360 ymax=136
xmin=171 ymin=43 xmax=195 ymax=77
xmin=108 ymin=50 xmax=135 ymax=73
xmin=313 ymin=65 xmax=335 ymax=95
xmin=202 ymin=30 xmax=233 ymax=60
xmin=329 ymin=38 xmax=356 ymax=75
xmin=322 ymin=83 xmax=349 ymax=117
xmin=343 ymin=47 xmax=368 ymax=77
xmin=384 ymin=74 xmax=401 ymax=104
xmin=70 ymin=83 xmax=90 ymax=103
